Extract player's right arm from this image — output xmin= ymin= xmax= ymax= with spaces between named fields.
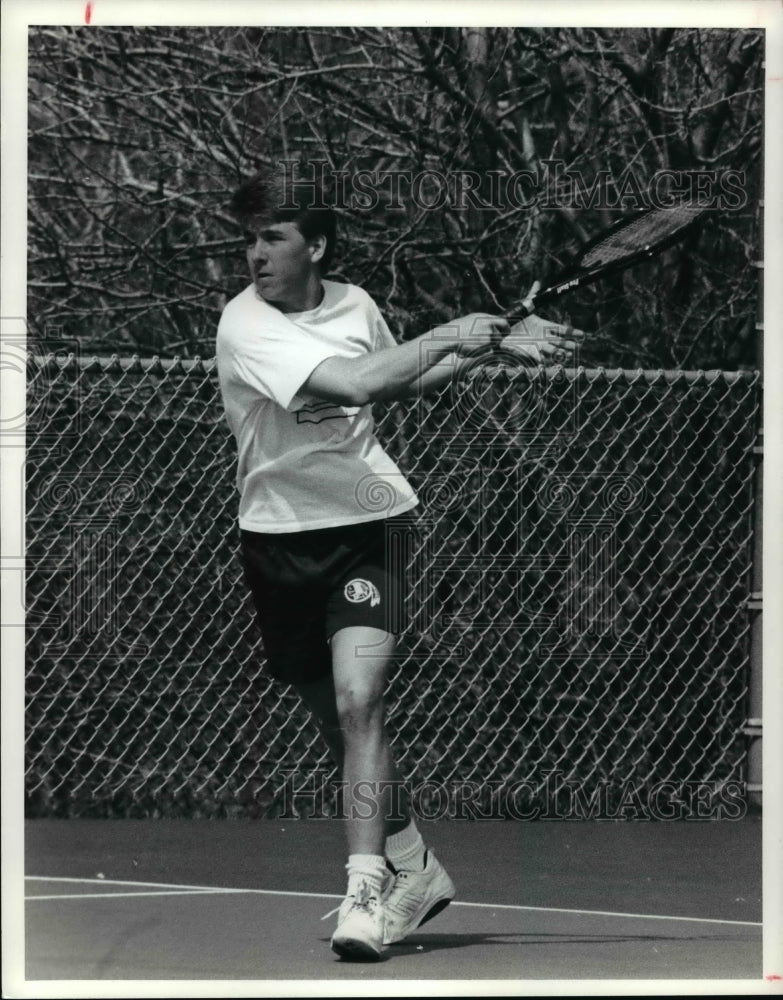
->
xmin=302 ymin=313 xmax=509 ymax=406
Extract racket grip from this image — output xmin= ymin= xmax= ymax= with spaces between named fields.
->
xmin=521 ymin=283 xmax=575 ymax=316
xmin=519 ymin=292 xmax=549 ymax=317
xmin=519 ymin=281 xmax=563 ymax=317
xmin=527 ymin=285 xmax=567 ymax=310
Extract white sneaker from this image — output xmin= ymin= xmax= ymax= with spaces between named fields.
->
xmin=382 ymin=850 xmax=455 ymax=945
xmin=330 ymin=879 xmax=385 ymax=961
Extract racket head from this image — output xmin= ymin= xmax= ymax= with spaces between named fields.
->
xmin=528 ymin=201 xmax=710 ymax=311
xmin=576 ymin=202 xmax=709 ymax=271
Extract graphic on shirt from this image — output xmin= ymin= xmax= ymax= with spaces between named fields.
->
xmin=344 ymin=578 xmax=381 ymax=607
xmin=296 ymin=401 xmax=360 ymax=425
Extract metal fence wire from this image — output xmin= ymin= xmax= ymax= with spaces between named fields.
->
xmin=25 ymin=354 xmax=761 ymax=818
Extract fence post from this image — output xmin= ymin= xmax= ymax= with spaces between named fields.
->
xmin=745 ymin=420 xmax=763 ymax=809
xmin=744 ymin=198 xmax=764 ymax=810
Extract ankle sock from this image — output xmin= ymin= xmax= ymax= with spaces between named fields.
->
xmin=385 ymin=819 xmax=426 ymax=872
xmin=346 ymin=853 xmax=386 ymax=896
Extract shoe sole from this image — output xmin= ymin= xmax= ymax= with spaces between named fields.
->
xmin=384 ymin=888 xmax=455 ymax=945
xmin=418 ymin=895 xmax=452 ymax=927
xmin=331 ymin=937 xmax=383 ymax=962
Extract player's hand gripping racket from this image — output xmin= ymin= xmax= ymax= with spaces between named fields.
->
xmin=521 ymin=201 xmax=709 ymax=316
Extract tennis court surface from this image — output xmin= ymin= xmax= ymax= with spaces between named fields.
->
xmin=19 ymin=815 xmax=766 ymax=987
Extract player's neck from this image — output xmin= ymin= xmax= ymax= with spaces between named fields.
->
xmin=276 ymin=275 xmax=325 ymax=314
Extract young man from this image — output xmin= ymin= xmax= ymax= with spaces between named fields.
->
xmin=216 ymin=169 xmax=573 ymax=960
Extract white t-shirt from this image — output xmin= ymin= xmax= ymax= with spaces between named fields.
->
xmin=216 ymin=279 xmax=419 ymax=532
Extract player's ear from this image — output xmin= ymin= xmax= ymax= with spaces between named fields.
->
xmin=309 ymin=234 xmax=327 ymax=265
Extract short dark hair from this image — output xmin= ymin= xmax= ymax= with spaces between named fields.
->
xmin=229 ymin=168 xmax=337 ymax=271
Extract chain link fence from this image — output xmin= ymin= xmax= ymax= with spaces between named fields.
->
xmin=25 ymin=353 xmax=760 ymax=818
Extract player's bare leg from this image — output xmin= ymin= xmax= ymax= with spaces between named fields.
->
xmin=325 ymin=625 xmax=404 ymax=958
xmin=296 ymin=643 xmax=410 ymax=839
xmin=299 ymin=627 xmax=453 ymax=956
xmin=331 ymin=625 xmax=456 ymax=947
xmin=330 ymin=626 xmax=408 ymax=849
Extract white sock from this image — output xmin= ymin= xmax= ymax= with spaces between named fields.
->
xmin=385 ymin=819 xmax=426 ymax=871
xmin=346 ymin=853 xmax=386 ymax=896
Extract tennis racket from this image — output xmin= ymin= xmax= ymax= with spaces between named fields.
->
xmin=522 ymin=201 xmax=710 ymax=315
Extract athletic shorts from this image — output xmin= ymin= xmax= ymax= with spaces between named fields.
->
xmin=240 ymin=516 xmax=409 ymax=685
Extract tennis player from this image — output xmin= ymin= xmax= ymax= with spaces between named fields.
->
xmin=216 ymin=169 xmax=574 ymax=960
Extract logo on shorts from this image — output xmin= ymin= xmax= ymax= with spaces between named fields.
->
xmin=344 ymin=578 xmax=381 ymax=607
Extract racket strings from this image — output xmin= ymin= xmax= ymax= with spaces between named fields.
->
xmin=579 ymin=205 xmax=706 ymax=269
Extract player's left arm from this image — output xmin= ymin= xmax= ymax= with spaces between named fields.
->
xmin=399 ymin=282 xmax=583 ymax=398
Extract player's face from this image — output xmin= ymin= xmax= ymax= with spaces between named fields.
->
xmin=243 ymin=219 xmax=322 ymax=312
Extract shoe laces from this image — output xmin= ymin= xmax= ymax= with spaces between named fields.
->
xmin=350 ymin=879 xmax=379 ymax=912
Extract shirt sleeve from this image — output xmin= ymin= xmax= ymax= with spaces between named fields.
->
xmin=367 ymin=298 xmax=398 ymax=351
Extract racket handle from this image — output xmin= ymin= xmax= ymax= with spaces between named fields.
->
xmin=519 ymin=280 xmax=570 ymax=317
xmin=519 ymin=290 xmax=552 ymax=317
xmin=522 ymin=278 xmax=583 ymax=315
xmin=519 ymin=290 xmax=539 ymax=317
xmin=507 ymin=296 xmax=541 ymax=324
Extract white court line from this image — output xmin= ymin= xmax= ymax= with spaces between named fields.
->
xmin=28 ymin=890 xmax=233 ymax=901
xmin=448 ymin=899 xmax=762 ymax=928
xmin=25 ymin=875 xmax=342 ymax=902
xmin=25 ymin=875 xmax=761 ymax=928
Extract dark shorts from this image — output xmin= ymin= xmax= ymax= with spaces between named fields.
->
xmin=240 ymin=516 xmax=409 ymax=685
